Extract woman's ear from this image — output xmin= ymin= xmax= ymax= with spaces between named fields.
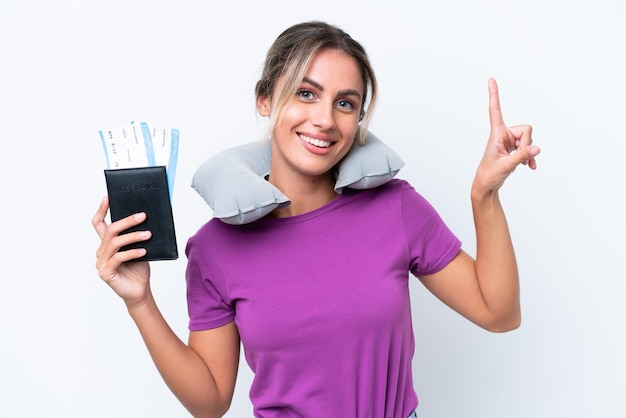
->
xmin=256 ymin=95 xmax=271 ymax=117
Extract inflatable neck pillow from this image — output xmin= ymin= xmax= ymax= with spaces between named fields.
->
xmin=191 ymin=131 xmax=404 ymax=224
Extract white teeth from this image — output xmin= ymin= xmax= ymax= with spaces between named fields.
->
xmin=300 ymin=134 xmax=331 ymax=148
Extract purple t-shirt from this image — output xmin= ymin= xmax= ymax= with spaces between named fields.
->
xmin=185 ymin=179 xmax=461 ymax=418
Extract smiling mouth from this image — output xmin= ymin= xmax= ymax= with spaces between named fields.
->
xmin=299 ymin=134 xmax=333 ymax=148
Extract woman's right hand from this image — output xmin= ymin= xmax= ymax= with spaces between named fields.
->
xmin=92 ymin=196 xmax=152 ymax=308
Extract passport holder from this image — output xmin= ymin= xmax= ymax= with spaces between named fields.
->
xmin=104 ymin=166 xmax=178 ymax=261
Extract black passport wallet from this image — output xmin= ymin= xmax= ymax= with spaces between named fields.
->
xmin=104 ymin=166 xmax=178 ymax=261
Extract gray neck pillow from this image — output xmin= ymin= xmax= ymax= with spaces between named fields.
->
xmin=191 ymin=131 xmax=404 ymax=224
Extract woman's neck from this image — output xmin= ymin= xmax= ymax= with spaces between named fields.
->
xmin=268 ymin=172 xmax=337 ymax=218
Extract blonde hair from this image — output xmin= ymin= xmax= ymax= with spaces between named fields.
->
xmin=255 ymin=21 xmax=378 ymax=145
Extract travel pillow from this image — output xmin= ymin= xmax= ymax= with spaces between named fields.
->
xmin=191 ymin=131 xmax=404 ymax=224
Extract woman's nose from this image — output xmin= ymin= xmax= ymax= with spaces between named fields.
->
xmin=311 ymin=102 xmax=336 ymax=130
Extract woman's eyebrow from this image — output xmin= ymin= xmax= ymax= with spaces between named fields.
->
xmin=302 ymin=77 xmax=362 ymax=101
xmin=302 ymin=77 xmax=324 ymax=91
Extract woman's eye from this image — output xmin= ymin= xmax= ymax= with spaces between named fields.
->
xmin=296 ymin=89 xmax=315 ymax=100
xmin=337 ymin=99 xmax=355 ymax=110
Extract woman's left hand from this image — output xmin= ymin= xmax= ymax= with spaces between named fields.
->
xmin=472 ymin=78 xmax=541 ymax=196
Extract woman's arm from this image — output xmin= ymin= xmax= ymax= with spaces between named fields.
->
xmin=129 ymin=297 xmax=240 ymax=417
xmin=419 ymin=79 xmax=540 ymax=332
xmin=92 ymin=198 xmax=240 ymax=417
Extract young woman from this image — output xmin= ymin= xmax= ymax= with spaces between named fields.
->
xmin=93 ymin=21 xmax=540 ymax=418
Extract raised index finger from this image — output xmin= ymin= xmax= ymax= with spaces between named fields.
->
xmin=488 ymin=78 xmax=505 ymax=128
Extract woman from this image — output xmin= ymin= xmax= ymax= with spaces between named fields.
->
xmin=93 ymin=21 xmax=540 ymax=418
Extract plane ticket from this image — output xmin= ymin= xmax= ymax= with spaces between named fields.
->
xmin=99 ymin=121 xmax=179 ymax=198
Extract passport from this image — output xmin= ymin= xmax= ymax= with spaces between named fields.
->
xmin=104 ymin=166 xmax=178 ymax=261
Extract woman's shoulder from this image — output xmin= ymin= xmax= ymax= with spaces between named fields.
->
xmin=338 ymin=178 xmax=422 ymax=213
xmin=347 ymin=178 xmax=418 ymax=199
xmin=345 ymin=178 xmax=437 ymax=218
xmin=187 ymin=217 xmax=235 ymax=248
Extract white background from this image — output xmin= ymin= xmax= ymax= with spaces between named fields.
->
xmin=1 ymin=1 xmax=624 ymax=417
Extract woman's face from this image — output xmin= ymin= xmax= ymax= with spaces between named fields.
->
xmin=258 ymin=49 xmax=364 ymax=182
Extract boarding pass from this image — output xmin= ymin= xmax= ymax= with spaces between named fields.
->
xmin=99 ymin=122 xmax=179 ymax=198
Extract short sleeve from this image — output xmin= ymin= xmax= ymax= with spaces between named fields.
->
xmin=185 ymin=236 xmax=235 ymax=331
xmin=400 ymin=182 xmax=462 ymax=277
